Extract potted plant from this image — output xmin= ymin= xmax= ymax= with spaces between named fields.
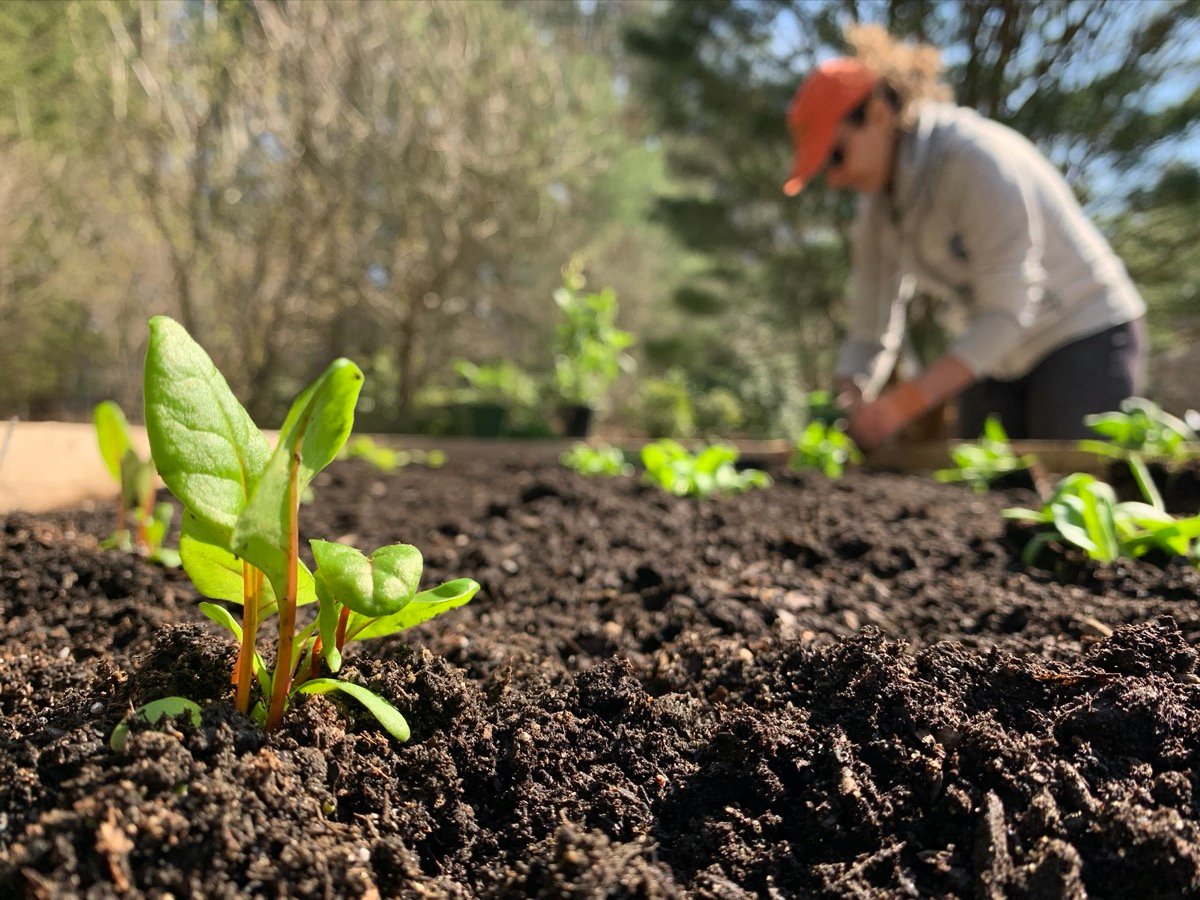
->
xmin=551 ymin=259 xmax=636 ymax=437
xmin=453 ymin=360 xmax=538 ymax=437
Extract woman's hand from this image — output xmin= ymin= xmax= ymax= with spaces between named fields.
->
xmin=846 ymin=385 xmax=924 ymax=452
xmin=845 ymin=355 xmax=976 ymax=453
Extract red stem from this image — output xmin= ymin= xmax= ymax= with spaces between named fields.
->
xmin=336 ymin=606 xmax=350 ymax=652
xmin=265 ymin=453 xmax=301 ymax=731
xmin=234 ymin=563 xmax=261 ymax=714
xmin=136 ymin=491 xmax=153 ymax=553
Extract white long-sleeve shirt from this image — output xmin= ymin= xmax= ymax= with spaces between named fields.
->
xmin=836 ymin=102 xmax=1146 ymax=397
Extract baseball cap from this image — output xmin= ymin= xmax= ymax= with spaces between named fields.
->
xmin=783 ymin=58 xmax=878 ymax=196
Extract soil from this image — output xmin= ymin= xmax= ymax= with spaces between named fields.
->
xmin=3 ymin=453 xmax=1200 ymax=898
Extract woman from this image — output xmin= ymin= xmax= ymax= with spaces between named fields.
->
xmin=784 ymin=26 xmax=1146 ymax=450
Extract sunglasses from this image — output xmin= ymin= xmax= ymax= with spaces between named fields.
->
xmin=825 ymin=99 xmax=870 ymax=174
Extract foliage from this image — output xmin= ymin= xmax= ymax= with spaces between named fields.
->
xmin=140 ymin=316 xmax=477 ymax=740
xmin=934 ymin=415 xmax=1036 ymax=493
xmin=0 ymin=0 xmax=685 ymax=423
xmin=640 ymin=439 xmax=770 ymax=498
xmin=791 ymin=420 xmax=863 ymax=479
xmin=634 ymin=369 xmax=695 ymax=438
xmin=1080 ymin=397 xmax=1199 ymax=462
xmin=453 ymin=360 xmax=539 ymax=409
xmin=93 ymin=400 xmax=178 ymax=566
xmin=561 ymin=442 xmax=632 ymax=477
xmin=1003 ymin=472 xmax=1200 ymax=566
xmin=552 ymin=259 xmax=636 ymax=410
xmin=694 ymin=387 xmax=746 ymax=435
xmin=342 ymin=436 xmax=445 ymax=472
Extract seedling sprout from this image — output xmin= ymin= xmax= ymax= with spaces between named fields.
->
xmin=640 ymin=439 xmax=770 ymax=498
xmin=93 ymin=400 xmax=179 ymax=566
xmin=129 ymin=316 xmax=478 ymax=743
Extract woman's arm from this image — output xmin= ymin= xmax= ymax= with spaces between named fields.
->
xmin=846 ymin=353 xmax=975 ymax=450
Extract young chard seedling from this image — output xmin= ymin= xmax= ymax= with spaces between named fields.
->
xmin=140 ymin=316 xmax=477 ymax=741
xmin=561 ymin=442 xmax=632 ymax=477
xmin=640 ymin=439 xmax=770 ymax=498
xmin=94 ymin=400 xmax=179 ymax=566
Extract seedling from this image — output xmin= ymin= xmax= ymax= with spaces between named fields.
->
xmin=561 ymin=442 xmax=632 ymax=477
xmin=640 ymin=439 xmax=770 ymax=498
xmin=790 ymin=420 xmax=863 ymax=479
xmin=1003 ymin=472 xmax=1200 ymax=566
xmin=934 ymin=416 xmax=1037 ymax=493
xmin=454 ymin=359 xmax=538 ymax=408
xmin=342 ymin=435 xmax=446 ymax=472
xmin=552 ymin=260 xmax=635 ymax=411
xmin=93 ymin=400 xmax=179 ymax=566
xmin=136 ymin=316 xmax=478 ymax=742
xmin=1080 ymin=397 xmax=1198 ymax=461
xmin=110 ymin=697 xmax=202 ymax=751
xmin=1079 ymin=397 xmax=1199 ymax=511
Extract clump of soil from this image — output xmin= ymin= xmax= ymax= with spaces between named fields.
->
xmin=3 ymin=454 xmax=1200 ymax=897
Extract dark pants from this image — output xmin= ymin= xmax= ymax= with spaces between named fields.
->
xmin=956 ymin=318 xmax=1147 ymax=440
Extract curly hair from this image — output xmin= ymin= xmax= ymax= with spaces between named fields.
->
xmin=845 ymin=24 xmax=953 ymax=125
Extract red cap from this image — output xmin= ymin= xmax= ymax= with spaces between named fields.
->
xmin=783 ymin=58 xmax=878 ymax=196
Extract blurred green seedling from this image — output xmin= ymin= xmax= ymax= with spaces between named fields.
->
xmin=561 ymin=442 xmax=632 ymax=477
xmin=640 ymin=439 xmax=770 ymax=498
xmin=1081 ymin=397 xmax=1198 ymax=462
xmin=93 ymin=400 xmax=179 ymax=566
xmin=342 ymin=435 xmax=445 ymax=472
xmin=790 ymin=420 xmax=862 ymax=479
xmin=1003 ymin=472 xmax=1200 ymax=566
xmin=934 ymin=415 xmax=1037 ymax=493
xmin=134 ymin=316 xmax=477 ymax=744
xmin=1079 ymin=397 xmax=1199 ymax=511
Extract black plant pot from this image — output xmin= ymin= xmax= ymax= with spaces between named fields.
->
xmin=466 ymin=403 xmax=508 ymax=438
xmin=559 ymin=404 xmax=594 ymax=438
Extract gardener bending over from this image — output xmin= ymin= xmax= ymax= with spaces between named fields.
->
xmin=784 ymin=25 xmax=1146 ymax=450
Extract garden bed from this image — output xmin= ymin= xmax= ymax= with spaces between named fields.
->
xmin=3 ymin=450 xmax=1200 ymax=897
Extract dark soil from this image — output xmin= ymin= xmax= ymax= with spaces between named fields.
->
xmin=3 ymin=453 xmax=1200 ymax=898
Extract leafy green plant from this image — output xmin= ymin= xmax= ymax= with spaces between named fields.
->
xmin=561 ymin=442 xmax=632 ymax=477
xmin=640 ymin=439 xmax=770 ymax=498
xmin=1080 ymin=397 xmax=1199 ymax=461
xmin=1079 ymin=397 xmax=1199 ymax=511
xmin=453 ymin=359 xmax=538 ymax=408
xmin=342 ymin=435 xmax=445 ymax=472
xmin=635 ymin=370 xmax=695 ymax=438
xmin=552 ymin=259 xmax=635 ymax=411
xmin=1003 ymin=472 xmax=1200 ymax=566
xmin=790 ymin=420 xmax=863 ymax=479
xmin=934 ymin=415 xmax=1037 ymax=493
xmin=136 ymin=316 xmax=478 ymax=741
xmin=93 ymin=400 xmax=179 ymax=566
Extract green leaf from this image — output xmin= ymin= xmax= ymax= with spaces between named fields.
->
xmin=294 ymin=678 xmax=410 ymax=742
xmin=120 ymin=451 xmax=155 ymax=512
xmin=349 ymin=578 xmax=479 ymax=641
xmin=232 ymin=358 xmax=363 ymax=596
xmin=94 ymin=401 xmax=133 ymax=481
xmin=982 ymin=415 xmax=1009 ymax=445
xmin=110 ymin=697 xmax=202 ymax=751
xmin=198 ymin=602 xmax=272 ymax=697
xmin=311 ymin=540 xmax=423 ymax=618
xmin=315 ymin=570 xmax=344 ymax=673
xmin=144 ymin=316 xmax=271 ymax=544
xmin=180 ymin=511 xmax=315 ymax=608
xmin=1127 ymin=454 xmax=1165 ymax=510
